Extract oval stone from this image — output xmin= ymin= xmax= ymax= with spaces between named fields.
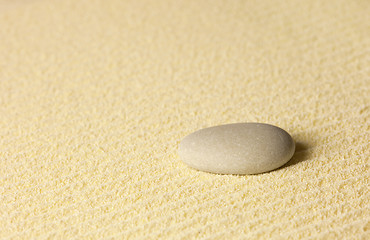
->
xmin=179 ymin=123 xmax=295 ymax=175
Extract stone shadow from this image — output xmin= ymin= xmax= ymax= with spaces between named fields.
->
xmin=282 ymin=141 xmax=311 ymax=168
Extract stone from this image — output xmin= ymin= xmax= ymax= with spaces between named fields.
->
xmin=179 ymin=123 xmax=295 ymax=175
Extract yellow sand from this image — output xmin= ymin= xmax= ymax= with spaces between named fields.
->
xmin=0 ymin=0 xmax=369 ymax=239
